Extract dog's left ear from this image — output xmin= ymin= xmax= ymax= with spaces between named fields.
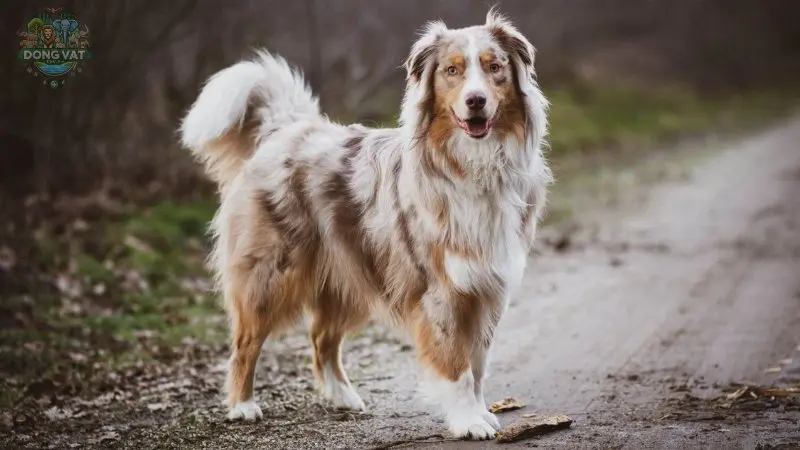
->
xmin=486 ymin=8 xmax=549 ymax=147
xmin=404 ymin=20 xmax=447 ymax=82
xmin=486 ymin=8 xmax=536 ymax=77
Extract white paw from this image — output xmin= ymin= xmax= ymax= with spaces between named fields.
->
xmin=333 ymin=387 xmax=366 ymax=411
xmin=481 ymin=410 xmax=502 ymax=431
xmin=447 ymin=412 xmax=497 ymax=440
xmin=321 ymin=362 xmax=366 ymax=411
xmin=227 ymin=400 xmax=263 ymax=422
xmin=325 ymin=381 xmax=366 ymax=411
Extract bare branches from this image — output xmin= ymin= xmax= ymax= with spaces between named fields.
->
xmin=305 ymin=0 xmax=323 ymax=97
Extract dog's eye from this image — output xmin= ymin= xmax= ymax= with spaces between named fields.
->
xmin=446 ymin=66 xmax=458 ymax=76
xmin=489 ymin=63 xmax=501 ymax=73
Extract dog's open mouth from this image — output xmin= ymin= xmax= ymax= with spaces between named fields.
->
xmin=453 ymin=111 xmax=494 ymax=139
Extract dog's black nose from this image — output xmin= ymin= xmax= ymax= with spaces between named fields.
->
xmin=465 ymin=93 xmax=486 ymax=111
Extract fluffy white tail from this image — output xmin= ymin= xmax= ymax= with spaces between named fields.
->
xmin=179 ymin=51 xmax=320 ymax=188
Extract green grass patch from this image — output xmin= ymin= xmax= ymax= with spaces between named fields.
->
xmin=75 ymin=199 xmax=223 ymax=349
xmin=121 ymin=200 xmax=216 ymax=250
xmin=546 ymin=83 xmax=797 ymax=157
xmin=1 ymin=200 xmax=224 ymax=393
xmin=539 ymin=83 xmax=798 ymax=227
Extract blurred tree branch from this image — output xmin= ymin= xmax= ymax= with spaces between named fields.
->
xmin=305 ymin=0 xmax=323 ymax=98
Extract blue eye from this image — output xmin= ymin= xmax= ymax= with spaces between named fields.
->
xmin=490 ymin=63 xmax=501 ymax=73
xmin=447 ymin=66 xmax=458 ymax=75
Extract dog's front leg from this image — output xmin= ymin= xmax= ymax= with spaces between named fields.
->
xmin=414 ymin=288 xmax=500 ymax=440
xmin=470 ymin=329 xmax=501 ymax=431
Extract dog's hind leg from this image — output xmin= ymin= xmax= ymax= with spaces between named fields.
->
xmin=224 ymin=248 xmax=306 ymax=421
xmin=309 ymin=290 xmax=369 ymax=411
xmin=225 ymin=295 xmax=270 ymax=421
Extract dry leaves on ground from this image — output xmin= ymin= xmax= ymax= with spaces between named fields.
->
xmin=721 ymin=383 xmax=800 ymax=407
xmin=490 ymin=397 xmax=526 ymax=413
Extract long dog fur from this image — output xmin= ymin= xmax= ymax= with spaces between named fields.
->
xmin=180 ymin=8 xmax=551 ymax=440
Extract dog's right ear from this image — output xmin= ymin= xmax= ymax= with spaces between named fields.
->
xmin=404 ymin=20 xmax=447 ymax=82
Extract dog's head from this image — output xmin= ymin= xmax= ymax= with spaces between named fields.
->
xmin=401 ymin=8 xmax=547 ymax=148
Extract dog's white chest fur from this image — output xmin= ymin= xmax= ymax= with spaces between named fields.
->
xmin=442 ymin=244 xmax=528 ymax=298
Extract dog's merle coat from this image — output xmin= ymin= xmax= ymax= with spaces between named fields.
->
xmin=180 ymin=8 xmax=551 ymax=440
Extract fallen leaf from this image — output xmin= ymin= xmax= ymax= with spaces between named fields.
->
xmin=726 ymin=386 xmax=748 ymax=401
xmin=496 ymin=413 xmax=573 ymax=443
xmin=764 ymin=367 xmax=782 ymax=374
xmin=778 ymin=358 xmax=793 ymax=365
xmin=490 ymin=397 xmax=526 ymax=413
xmin=147 ymin=402 xmax=170 ymax=411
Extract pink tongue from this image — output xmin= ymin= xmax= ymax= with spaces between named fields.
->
xmin=467 ymin=121 xmax=488 ymax=135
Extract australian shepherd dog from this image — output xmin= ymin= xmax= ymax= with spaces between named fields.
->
xmin=180 ymin=9 xmax=551 ymax=440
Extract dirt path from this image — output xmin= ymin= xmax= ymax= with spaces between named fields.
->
xmin=438 ymin=117 xmax=800 ymax=448
xmin=363 ymin=117 xmax=800 ymax=449
xmin=6 ymin=119 xmax=800 ymax=449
